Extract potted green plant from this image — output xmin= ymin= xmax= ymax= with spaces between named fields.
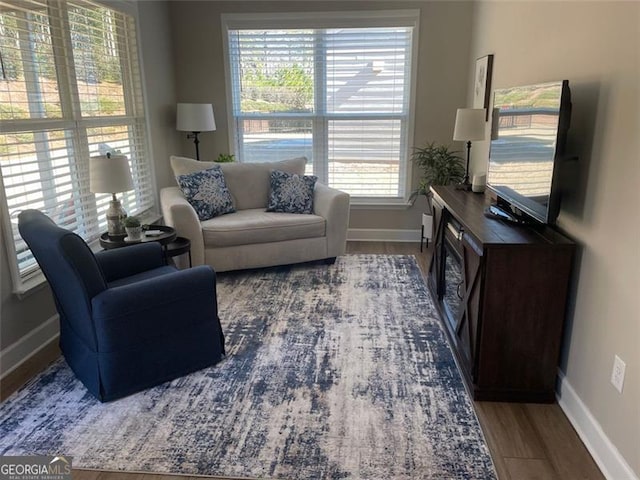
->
xmin=215 ymin=153 xmax=235 ymax=163
xmin=411 ymin=142 xmax=465 ymax=200
xmin=123 ymin=216 xmax=142 ymax=241
xmin=410 ymin=142 xmax=465 ymax=247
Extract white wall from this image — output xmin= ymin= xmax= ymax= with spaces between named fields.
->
xmin=137 ymin=0 xmax=181 ymax=194
xmin=166 ymin=0 xmax=474 ymax=234
xmin=468 ymin=2 xmax=639 ymax=477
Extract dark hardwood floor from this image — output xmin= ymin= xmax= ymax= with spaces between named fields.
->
xmin=2 ymin=241 xmax=604 ymax=480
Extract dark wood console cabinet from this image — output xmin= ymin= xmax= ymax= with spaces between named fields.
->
xmin=428 ymin=186 xmax=575 ymax=402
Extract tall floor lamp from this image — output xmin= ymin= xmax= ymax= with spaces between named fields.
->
xmin=176 ymin=103 xmax=216 ymax=161
xmin=453 ymin=108 xmax=486 ymax=190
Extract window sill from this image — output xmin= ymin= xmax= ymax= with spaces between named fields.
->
xmin=13 ymin=272 xmax=49 ymax=299
xmin=13 ymin=211 xmax=163 ymax=299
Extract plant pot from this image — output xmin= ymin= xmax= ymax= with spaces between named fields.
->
xmin=125 ymin=226 xmax=142 ymax=241
xmin=422 ymin=213 xmax=433 ymax=241
xmin=420 ymin=212 xmax=433 ymax=253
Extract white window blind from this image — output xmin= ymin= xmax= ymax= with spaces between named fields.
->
xmin=224 ymin=11 xmax=418 ymax=202
xmin=0 ymin=0 xmax=153 ymax=291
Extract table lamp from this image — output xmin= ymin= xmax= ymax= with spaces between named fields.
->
xmin=453 ymin=108 xmax=486 ymax=190
xmin=90 ymin=153 xmax=134 ymax=237
xmin=176 ymin=103 xmax=216 ymax=161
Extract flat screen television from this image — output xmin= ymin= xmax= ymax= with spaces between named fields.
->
xmin=486 ymin=80 xmax=572 ymax=225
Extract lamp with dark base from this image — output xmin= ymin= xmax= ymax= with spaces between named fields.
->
xmin=186 ymin=131 xmax=202 ymax=161
xmin=177 ymin=103 xmax=216 ymax=161
xmin=453 ymin=108 xmax=486 ymax=191
xmin=459 ymin=140 xmax=473 ymax=190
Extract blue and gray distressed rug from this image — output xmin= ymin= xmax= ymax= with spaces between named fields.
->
xmin=0 ymin=255 xmax=496 ymax=479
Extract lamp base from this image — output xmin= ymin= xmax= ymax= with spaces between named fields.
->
xmin=186 ymin=131 xmax=201 ymax=160
xmin=456 ymin=180 xmax=472 ymax=191
xmin=106 ymin=197 xmax=127 ymax=237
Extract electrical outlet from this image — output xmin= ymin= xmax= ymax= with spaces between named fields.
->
xmin=610 ymin=355 xmax=626 ymax=394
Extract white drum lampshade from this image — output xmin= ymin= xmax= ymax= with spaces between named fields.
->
xmin=176 ymin=103 xmax=216 ymax=160
xmin=176 ymin=103 xmax=216 ymax=132
xmin=453 ymin=108 xmax=486 ymax=142
xmin=89 ymin=154 xmax=133 ymax=194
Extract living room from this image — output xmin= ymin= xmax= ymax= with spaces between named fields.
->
xmin=0 ymin=1 xmax=637 ymax=479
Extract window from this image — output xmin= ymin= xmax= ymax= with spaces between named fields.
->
xmin=223 ymin=10 xmax=418 ymax=204
xmin=0 ymin=0 xmax=153 ymax=292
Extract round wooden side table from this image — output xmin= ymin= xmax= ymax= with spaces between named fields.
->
xmin=99 ymin=225 xmax=188 ymax=266
xmin=99 ymin=224 xmax=177 ymax=250
xmin=165 ymin=237 xmax=192 ymax=267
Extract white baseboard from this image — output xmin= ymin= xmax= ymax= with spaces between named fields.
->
xmin=0 ymin=315 xmax=59 ymax=379
xmin=556 ymin=370 xmax=639 ymax=480
xmin=348 ymin=228 xmax=421 ymax=243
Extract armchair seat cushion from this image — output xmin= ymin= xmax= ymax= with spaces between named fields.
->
xmin=202 ymin=208 xmax=326 ymax=248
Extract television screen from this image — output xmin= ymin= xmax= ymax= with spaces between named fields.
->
xmin=487 ymin=80 xmax=570 ymax=224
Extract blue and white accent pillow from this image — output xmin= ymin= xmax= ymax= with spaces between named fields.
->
xmin=267 ymin=170 xmax=317 ymax=214
xmin=176 ymin=166 xmax=235 ymax=220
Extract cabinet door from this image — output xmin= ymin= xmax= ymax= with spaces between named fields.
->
xmin=457 ymin=233 xmax=483 ymax=380
xmin=427 ymin=196 xmax=446 ymax=296
xmin=432 ymin=195 xmax=444 ymax=242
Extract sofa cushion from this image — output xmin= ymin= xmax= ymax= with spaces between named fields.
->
xmin=201 ymin=208 xmax=326 ymax=248
xmin=170 ymin=156 xmax=307 ymax=210
xmin=267 ymin=170 xmax=317 ymax=214
xmin=175 ymin=166 xmax=235 ymax=220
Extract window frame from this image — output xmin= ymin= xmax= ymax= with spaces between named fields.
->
xmin=0 ymin=0 xmax=155 ymax=295
xmin=221 ymin=10 xmax=420 ymax=207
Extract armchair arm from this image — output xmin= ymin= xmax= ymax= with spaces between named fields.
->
xmin=95 ymin=242 xmax=165 ymax=282
xmin=314 ymin=183 xmax=350 ymax=257
xmin=91 ymin=266 xmax=218 ymax=352
xmin=161 ymin=186 xmax=205 ymax=266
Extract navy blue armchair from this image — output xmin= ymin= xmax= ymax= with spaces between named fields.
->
xmin=18 ymin=210 xmax=225 ymax=402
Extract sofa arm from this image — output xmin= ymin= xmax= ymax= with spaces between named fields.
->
xmin=95 ymin=243 xmax=165 ymax=282
xmin=314 ymin=183 xmax=350 ymax=258
xmin=160 ymin=187 xmax=205 ymax=266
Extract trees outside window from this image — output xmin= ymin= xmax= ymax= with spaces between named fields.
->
xmin=0 ymin=0 xmax=153 ymax=292
xmin=224 ymin=11 xmax=419 ymax=203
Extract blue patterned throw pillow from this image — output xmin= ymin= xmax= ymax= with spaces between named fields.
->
xmin=267 ymin=170 xmax=317 ymax=214
xmin=176 ymin=166 xmax=235 ymax=220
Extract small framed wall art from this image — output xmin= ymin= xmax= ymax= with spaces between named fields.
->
xmin=473 ymin=54 xmax=494 ymax=120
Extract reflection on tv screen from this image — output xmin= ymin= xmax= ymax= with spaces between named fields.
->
xmin=488 ymin=82 xmax=563 ymax=220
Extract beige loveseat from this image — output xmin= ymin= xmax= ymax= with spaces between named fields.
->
xmin=160 ymin=156 xmax=350 ymax=272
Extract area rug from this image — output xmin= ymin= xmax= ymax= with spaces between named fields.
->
xmin=0 ymin=255 xmax=496 ymax=479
